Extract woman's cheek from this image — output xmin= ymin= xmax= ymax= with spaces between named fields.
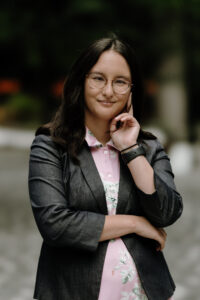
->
xmin=118 ymin=98 xmax=129 ymax=114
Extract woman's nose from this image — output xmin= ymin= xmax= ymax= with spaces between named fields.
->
xmin=102 ymin=81 xmax=114 ymax=97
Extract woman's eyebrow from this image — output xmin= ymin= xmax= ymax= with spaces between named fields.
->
xmin=90 ymin=71 xmax=131 ymax=81
xmin=89 ymin=71 xmax=104 ymax=75
xmin=115 ymin=75 xmax=131 ymax=81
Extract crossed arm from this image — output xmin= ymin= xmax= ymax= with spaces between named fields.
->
xmin=99 ymin=153 xmax=166 ymax=250
xmin=29 ymin=135 xmax=183 ymax=252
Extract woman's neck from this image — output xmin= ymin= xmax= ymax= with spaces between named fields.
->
xmin=85 ymin=117 xmax=111 ymax=145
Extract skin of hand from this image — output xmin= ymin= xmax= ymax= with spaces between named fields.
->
xmin=134 ymin=216 xmax=167 ymax=251
xmin=110 ymin=93 xmax=140 ymax=150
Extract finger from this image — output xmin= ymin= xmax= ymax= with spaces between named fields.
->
xmin=160 ymin=235 xmax=166 ymax=250
xmin=129 ymin=105 xmax=133 ymax=115
xmin=116 ymin=113 xmax=140 ymax=127
xmin=115 ymin=115 xmax=137 ymax=127
xmin=161 ymin=239 xmax=165 ymax=250
xmin=156 ymin=238 xmax=165 ymax=251
xmin=122 ymin=119 xmax=135 ymax=129
xmin=156 ymin=243 xmax=165 ymax=251
xmin=159 ymin=228 xmax=167 ymax=238
xmin=120 ymin=115 xmax=133 ymax=121
xmin=156 ymin=245 xmax=161 ymax=251
xmin=156 ymin=230 xmax=166 ymax=251
xmin=111 ymin=113 xmax=136 ymax=133
xmin=114 ymin=113 xmax=130 ymax=121
xmin=126 ymin=93 xmax=132 ymax=113
xmin=120 ymin=116 xmax=135 ymax=124
xmin=110 ymin=117 xmax=119 ymax=133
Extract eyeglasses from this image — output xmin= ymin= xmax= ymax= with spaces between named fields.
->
xmin=86 ymin=72 xmax=133 ymax=95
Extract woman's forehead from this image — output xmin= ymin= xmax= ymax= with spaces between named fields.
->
xmin=90 ymin=50 xmax=131 ymax=79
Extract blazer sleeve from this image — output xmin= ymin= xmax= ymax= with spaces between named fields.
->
xmin=28 ymin=134 xmax=105 ymax=252
xmin=135 ymin=139 xmax=183 ymax=227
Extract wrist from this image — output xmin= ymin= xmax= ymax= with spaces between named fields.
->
xmin=119 ymin=142 xmax=138 ymax=152
xmin=121 ymin=144 xmax=146 ymax=164
xmin=130 ymin=216 xmax=137 ymax=233
xmin=120 ymin=143 xmax=139 ymax=153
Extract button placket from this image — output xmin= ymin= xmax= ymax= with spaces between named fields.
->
xmin=104 ymin=147 xmax=112 ymax=179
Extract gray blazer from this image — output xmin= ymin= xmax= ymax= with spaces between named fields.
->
xmin=28 ymin=134 xmax=183 ymax=300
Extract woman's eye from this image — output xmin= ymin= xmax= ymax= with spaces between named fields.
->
xmin=93 ymin=76 xmax=104 ymax=81
xmin=115 ymin=79 xmax=126 ymax=85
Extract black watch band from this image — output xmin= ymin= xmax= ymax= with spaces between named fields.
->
xmin=121 ymin=145 xmax=146 ymax=164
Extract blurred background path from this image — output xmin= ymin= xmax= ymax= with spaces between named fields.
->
xmin=0 ymin=128 xmax=200 ymax=300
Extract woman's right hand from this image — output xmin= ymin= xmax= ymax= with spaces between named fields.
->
xmin=133 ymin=216 xmax=167 ymax=251
xmin=99 ymin=214 xmax=166 ymax=251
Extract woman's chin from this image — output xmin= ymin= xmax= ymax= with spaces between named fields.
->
xmin=85 ymin=106 xmax=124 ymax=123
xmin=98 ymin=112 xmax=118 ymax=122
xmin=98 ymin=107 xmax=124 ymax=120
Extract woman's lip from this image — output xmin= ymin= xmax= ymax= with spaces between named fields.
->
xmin=97 ymin=100 xmax=116 ymax=103
xmin=97 ymin=100 xmax=115 ymax=106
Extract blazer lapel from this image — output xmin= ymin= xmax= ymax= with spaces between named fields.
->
xmin=77 ymin=143 xmax=108 ymax=214
xmin=117 ymin=156 xmax=134 ymax=214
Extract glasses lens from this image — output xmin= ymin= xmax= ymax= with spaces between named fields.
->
xmin=113 ymin=80 xmax=130 ymax=94
xmin=88 ymin=74 xmax=105 ymax=89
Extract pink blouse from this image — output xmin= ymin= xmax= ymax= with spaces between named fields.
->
xmin=85 ymin=128 xmax=174 ymax=300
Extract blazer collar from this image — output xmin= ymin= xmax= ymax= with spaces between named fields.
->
xmin=77 ymin=142 xmax=133 ymax=215
xmin=77 ymin=143 xmax=108 ymax=214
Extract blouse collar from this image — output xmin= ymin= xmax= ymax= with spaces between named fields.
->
xmin=85 ymin=127 xmax=118 ymax=150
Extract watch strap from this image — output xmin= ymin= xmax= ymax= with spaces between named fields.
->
xmin=121 ymin=145 xmax=146 ymax=164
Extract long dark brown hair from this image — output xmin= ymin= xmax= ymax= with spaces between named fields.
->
xmin=36 ymin=36 xmax=156 ymax=160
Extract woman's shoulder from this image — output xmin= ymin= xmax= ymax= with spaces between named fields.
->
xmin=32 ymin=133 xmax=53 ymax=145
xmin=32 ymin=124 xmax=55 ymax=146
xmin=30 ymin=134 xmax=65 ymax=165
xmin=31 ymin=133 xmax=63 ymax=155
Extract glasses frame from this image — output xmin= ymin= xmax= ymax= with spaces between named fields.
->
xmin=86 ymin=72 xmax=133 ymax=95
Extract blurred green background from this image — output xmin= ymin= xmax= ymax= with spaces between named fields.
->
xmin=0 ymin=0 xmax=199 ymax=142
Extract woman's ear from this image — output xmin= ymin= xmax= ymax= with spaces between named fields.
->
xmin=126 ymin=93 xmax=133 ymax=115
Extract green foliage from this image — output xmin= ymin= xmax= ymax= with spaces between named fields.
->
xmin=5 ymin=93 xmax=42 ymax=122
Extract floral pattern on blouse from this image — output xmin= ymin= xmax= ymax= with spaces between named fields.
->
xmin=121 ymin=285 xmax=148 ymax=300
xmin=102 ymin=181 xmax=119 ymax=214
xmin=112 ymin=250 xmax=148 ymax=300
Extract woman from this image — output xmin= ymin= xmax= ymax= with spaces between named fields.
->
xmin=28 ymin=36 xmax=183 ymax=300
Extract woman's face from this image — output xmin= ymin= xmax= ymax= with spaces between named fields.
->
xmin=84 ymin=50 xmax=132 ymax=123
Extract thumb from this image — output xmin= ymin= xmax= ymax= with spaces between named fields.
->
xmin=126 ymin=93 xmax=133 ymax=115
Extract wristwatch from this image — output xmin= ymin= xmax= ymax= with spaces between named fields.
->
xmin=121 ymin=144 xmax=146 ymax=164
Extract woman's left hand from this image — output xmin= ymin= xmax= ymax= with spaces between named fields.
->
xmin=110 ymin=113 xmax=140 ymax=151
